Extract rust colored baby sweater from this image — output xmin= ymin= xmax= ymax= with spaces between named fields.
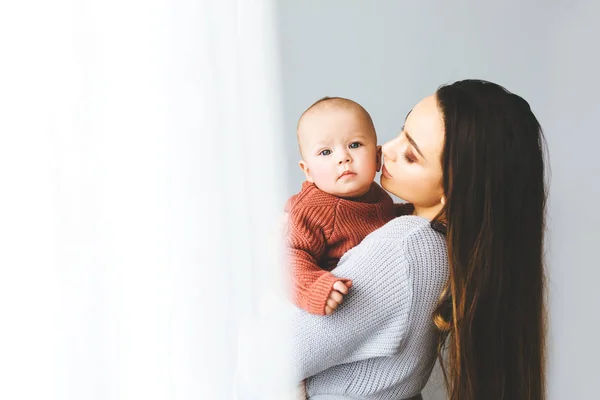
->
xmin=285 ymin=181 xmax=406 ymax=315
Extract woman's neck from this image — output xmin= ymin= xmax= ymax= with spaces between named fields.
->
xmin=413 ymin=203 xmax=444 ymax=221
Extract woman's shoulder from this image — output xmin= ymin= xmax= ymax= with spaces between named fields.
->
xmin=337 ymin=215 xmax=447 ymax=281
xmin=339 ymin=215 xmax=447 ymax=273
xmin=380 ymin=217 xmax=449 ymax=288
xmin=365 ymin=215 xmax=445 ymax=247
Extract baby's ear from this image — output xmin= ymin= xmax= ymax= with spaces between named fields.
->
xmin=299 ymin=160 xmax=313 ymax=182
xmin=375 ymin=145 xmax=382 ymax=172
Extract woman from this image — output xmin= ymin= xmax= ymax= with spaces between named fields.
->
xmin=292 ymin=79 xmax=547 ymax=400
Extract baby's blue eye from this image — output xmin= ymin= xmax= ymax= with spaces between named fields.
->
xmin=349 ymin=142 xmax=361 ymax=149
xmin=320 ymin=149 xmax=332 ymax=156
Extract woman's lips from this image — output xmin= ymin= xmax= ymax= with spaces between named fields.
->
xmin=382 ymin=165 xmax=393 ymax=178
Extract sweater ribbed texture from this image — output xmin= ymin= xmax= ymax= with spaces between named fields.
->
xmin=285 ymin=181 xmax=396 ymax=315
xmin=291 ymin=216 xmax=449 ymax=399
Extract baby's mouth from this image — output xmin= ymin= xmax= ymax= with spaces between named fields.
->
xmin=338 ymin=170 xmax=357 ymax=180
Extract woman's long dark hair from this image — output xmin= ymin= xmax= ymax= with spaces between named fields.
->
xmin=432 ymin=80 xmax=547 ymax=400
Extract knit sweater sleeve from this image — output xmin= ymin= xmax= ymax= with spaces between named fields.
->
xmin=291 ymin=233 xmax=412 ymax=380
xmin=287 ymin=205 xmax=351 ymax=316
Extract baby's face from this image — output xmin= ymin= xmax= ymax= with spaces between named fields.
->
xmin=298 ymin=107 xmax=380 ymax=198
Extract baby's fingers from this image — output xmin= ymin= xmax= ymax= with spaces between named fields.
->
xmin=329 ymin=290 xmax=343 ymax=304
xmin=333 ymin=280 xmax=352 ymax=295
xmin=326 ymin=299 xmax=339 ymax=313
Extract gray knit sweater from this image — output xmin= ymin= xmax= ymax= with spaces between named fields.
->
xmin=291 ymin=216 xmax=449 ymax=399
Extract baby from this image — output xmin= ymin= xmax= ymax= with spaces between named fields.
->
xmin=285 ymin=97 xmax=411 ymax=316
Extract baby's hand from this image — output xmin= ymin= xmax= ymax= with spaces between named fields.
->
xmin=325 ymin=280 xmax=353 ymax=315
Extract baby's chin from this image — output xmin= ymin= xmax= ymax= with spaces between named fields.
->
xmin=331 ymin=183 xmax=373 ymax=199
xmin=312 ymin=174 xmax=373 ymax=198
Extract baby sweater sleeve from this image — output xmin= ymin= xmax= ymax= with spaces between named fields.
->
xmin=287 ymin=205 xmax=351 ymax=316
xmin=290 ymin=235 xmax=413 ymax=380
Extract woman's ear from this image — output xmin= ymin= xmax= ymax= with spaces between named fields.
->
xmin=299 ymin=160 xmax=313 ymax=182
xmin=441 ymin=196 xmax=446 ymax=206
xmin=376 ymin=145 xmax=382 ymax=172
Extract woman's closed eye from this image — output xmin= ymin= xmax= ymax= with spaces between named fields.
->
xmin=403 ymin=151 xmax=416 ymax=164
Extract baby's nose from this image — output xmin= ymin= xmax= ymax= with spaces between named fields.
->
xmin=338 ymin=155 xmax=351 ymax=164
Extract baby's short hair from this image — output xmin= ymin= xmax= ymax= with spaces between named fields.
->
xmin=296 ymin=97 xmax=376 ymax=157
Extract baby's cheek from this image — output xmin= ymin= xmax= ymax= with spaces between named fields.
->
xmin=312 ymin=166 xmax=337 ymax=186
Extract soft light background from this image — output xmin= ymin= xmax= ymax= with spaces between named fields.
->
xmin=0 ymin=0 xmax=293 ymax=399
xmin=275 ymin=0 xmax=600 ymax=398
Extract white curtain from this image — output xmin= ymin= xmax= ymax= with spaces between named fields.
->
xmin=0 ymin=0 xmax=292 ymax=399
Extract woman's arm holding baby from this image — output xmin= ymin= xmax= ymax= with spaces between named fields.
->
xmin=291 ymin=235 xmax=412 ymax=380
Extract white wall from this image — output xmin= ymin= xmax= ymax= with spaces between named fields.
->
xmin=275 ymin=1 xmax=600 ymax=398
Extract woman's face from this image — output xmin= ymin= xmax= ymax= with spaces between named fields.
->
xmin=380 ymin=94 xmax=445 ymax=218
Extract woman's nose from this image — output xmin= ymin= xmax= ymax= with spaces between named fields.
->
xmin=382 ymin=137 xmax=398 ymax=161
